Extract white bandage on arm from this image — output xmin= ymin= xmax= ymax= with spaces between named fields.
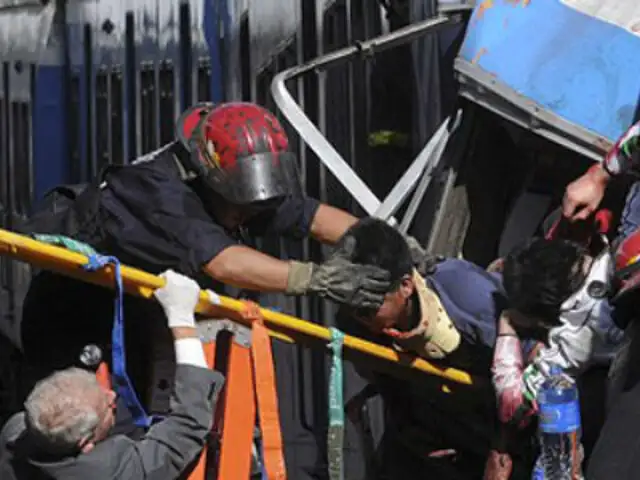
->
xmin=174 ymin=337 xmax=208 ymax=368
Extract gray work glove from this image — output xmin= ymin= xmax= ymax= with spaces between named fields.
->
xmin=286 ymin=237 xmax=392 ymax=309
xmin=403 ymin=234 xmax=438 ymax=275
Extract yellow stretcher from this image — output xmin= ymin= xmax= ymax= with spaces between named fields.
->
xmin=0 ymin=227 xmax=477 ymax=386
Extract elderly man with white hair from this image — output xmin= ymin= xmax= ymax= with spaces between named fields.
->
xmin=0 ymin=270 xmax=224 ymax=479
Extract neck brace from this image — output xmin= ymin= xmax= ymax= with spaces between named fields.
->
xmin=386 ymin=270 xmax=461 ymax=359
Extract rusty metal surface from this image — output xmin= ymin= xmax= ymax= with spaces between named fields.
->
xmin=458 ymin=0 xmax=640 ymax=153
xmin=0 ymin=1 xmax=55 ymax=58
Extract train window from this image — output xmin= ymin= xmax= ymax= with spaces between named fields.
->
xmin=274 ymin=41 xmax=298 ymax=142
xmin=67 ymin=74 xmax=82 ymax=182
xmin=110 ymin=70 xmax=124 ymax=165
xmin=125 ymin=11 xmax=137 ymax=159
xmin=68 ymin=74 xmax=81 ymax=182
xmin=140 ymin=65 xmax=157 ymax=153
xmin=0 ymin=64 xmax=6 ymax=288
xmin=196 ymin=58 xmax=211 ymax=102
xmin=11 ymin=101 xmax=32 ymax=218
xmin=158 ymin=61 xmax=174 ymax=145
xmin=0 ymin=63 xmax=7 ymax=222
xmin=83 ymin=23 xmax=94 ymax=182
xmin=178 ymin=2 xmax=192 ymax=108
xmin=95 ymin=69 xmax=109 ymax=175
xmin=255 ymin=63 xmax=275 ymax=110
xmin=240 ymin=13 xmax=250 ymax=100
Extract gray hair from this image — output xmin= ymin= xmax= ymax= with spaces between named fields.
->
xmin=24 ymin=367 xmax=102 ymax=452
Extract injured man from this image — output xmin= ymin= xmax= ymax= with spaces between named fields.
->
xmin=493 ymin=233 xmax=625 ymax=426
xmin=336 ymin=217 xmax=504 ymax=370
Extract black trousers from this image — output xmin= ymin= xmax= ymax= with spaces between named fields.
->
xmin=587 ymin=321 xmax=640 ymax=479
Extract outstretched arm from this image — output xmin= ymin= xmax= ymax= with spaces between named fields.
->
xmin=309 ymin=203 xmax=358 ymax=244
xmin=111 ymin=272 xmax=225 ymax=480
xmin=563 ymin=121 xmax=640 ymax=221
xmin=205 ymin=245 xmax=292 ymax=292
xmin=204 ymin=239 xmax=391 ymax=309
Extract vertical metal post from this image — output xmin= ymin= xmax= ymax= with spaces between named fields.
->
xmin=83 ymin=23 xmax=94 ymax=180
xmin=125 ymin=11 xmax=137 ymax=160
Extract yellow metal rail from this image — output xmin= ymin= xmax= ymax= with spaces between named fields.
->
xmin=0 ymin=227 xmax=475 ymax=385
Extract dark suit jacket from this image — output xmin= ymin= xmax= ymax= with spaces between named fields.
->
xmin=0 ymin=364 xmax=224 ymax=479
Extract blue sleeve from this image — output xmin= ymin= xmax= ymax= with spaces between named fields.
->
xmin=427 ymin=259 xmax=504 ymax=348
xmin=246 ymin=195 xmax=321 ymax=239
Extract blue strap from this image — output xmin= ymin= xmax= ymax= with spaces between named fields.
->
xmin=83 ymin=254 xmax=155 ymax=428
xmin=327 ymin=327 xmax=345 ymax=480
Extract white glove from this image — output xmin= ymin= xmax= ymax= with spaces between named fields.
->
xmin=154 ymin=270 xmax=200 ymax=329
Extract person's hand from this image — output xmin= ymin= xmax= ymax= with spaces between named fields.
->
xmin=154 ymin=269 xmax=200 ymax=329
xmin=498 ymin=310 xmax=519 ymax=337
xmin=487 ymin=257 xmax=505 ymax=273
xmin=483 ymin=450 xmax=513 ymax=480
xmin=403 ymin=234 xmax=436 ymax=275
xmin=308 ymin=237 xmax=392 ymax=309
xmin=562 ymin=165 xmax=610 ymax=221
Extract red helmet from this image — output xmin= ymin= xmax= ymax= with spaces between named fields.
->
xmin=175 ymin=102 xmax=302 ymax=205
xmin=613 ymin=227 xmax=640 ymax=302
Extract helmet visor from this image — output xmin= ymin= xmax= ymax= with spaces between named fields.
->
xmin=205 ymin=152 xmax=303 ymax=205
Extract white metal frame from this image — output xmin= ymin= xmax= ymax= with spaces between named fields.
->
xmin=270 ymin=12 xmax=467 ymax=232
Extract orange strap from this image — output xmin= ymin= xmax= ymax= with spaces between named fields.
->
xmin=187 ymin=303 xmax=287 ymax=480
xmin=217 ymin=337 xmax=256 ymax=479
xmin=187 ymin=342 xmax=217 ymax=480
xmin=95 ymin=362 xmax=112 ymax=390
xmin=243 ymin=302 xmax=288 ymax=479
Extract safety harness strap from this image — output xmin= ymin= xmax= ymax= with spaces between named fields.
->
xmin=186 ymin=342 xmax=217 ymax=480
xmin=248 ymin=303 xmax=287 ymax=479
xmin=84 ymin=254 xmax=155 ymax=428
xmin=327 ymin=328 xmax=345 ymax=480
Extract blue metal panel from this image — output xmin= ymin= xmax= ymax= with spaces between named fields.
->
xmin=459 ymin=0 xmax=640 ymax=142
xmin=204 ymin=0 xmax=224 ymax=102
xmin=32 ymin=65 xmax=67 ymax=201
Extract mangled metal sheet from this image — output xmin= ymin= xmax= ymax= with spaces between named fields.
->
xmin=0 ymin=0 xmax=42 ymax=8
xmin=248 ymin=0 xmax=298 ymax=73
xmin=455 ymin=0 xmax=640 ymax=160
xmin=561 ymin=0 xmax=640 ymax=37
xmin=0 ymin=0 xmax=55 ymax=58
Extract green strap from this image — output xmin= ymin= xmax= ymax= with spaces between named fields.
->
xmin=32 ymin=234 xmax=98 ymax=257
xmin=327 ymin=328 xmax=345 ymax=480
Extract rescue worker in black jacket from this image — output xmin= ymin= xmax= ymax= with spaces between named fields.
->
xmin=19 ymin=102 xmax=427 ymax=412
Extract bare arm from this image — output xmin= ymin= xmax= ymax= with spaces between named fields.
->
xmin=205 ymin=245 xmax=291 ymax=292
xmin=309 ymin=203 xmax=358 ymax=245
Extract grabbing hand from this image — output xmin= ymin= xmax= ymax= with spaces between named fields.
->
xmin=403 ymin=234 xmax=437 ymax=275
xmin=483 ymin=450 xmax=513 ymax=480
xmin=309 ymin=237 xmax=392 ymax=309
xmin=562 ymin=165 xmax=609 ymax=221
xmin=154 ymin=269 xmax=200 ymax=329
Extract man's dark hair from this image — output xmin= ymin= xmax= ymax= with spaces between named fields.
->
xmin=340 ymin=217 xmax=413 ymax=290
xmin=335 ymin=217 xmax=413 ymax=334
xmin=503 ymin=238 xmax=588 ymax=322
